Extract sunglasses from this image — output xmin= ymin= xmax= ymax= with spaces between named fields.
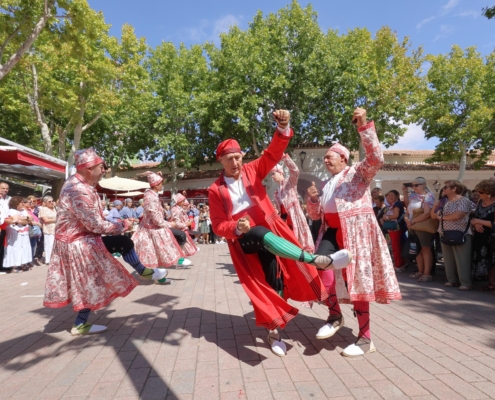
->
xmin=412 ymin=184 xmax=423 ymax=188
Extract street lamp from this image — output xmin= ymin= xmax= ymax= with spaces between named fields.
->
xmin=299 ymin=151 xmax=307 ymax=170
xmin=433 ymin=180 xmax=441 ymax=192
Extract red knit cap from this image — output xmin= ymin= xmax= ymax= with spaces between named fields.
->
xmin=216 ymin=139 xmax=241 ymax=161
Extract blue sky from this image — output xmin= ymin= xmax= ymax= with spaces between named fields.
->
xmin=88 ymin=0 xmax=493 ymax=150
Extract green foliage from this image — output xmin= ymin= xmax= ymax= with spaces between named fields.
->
xmin=482 ymin=6 xmax=495 ymax=19
xmin=415 ymin=46 xmax=495 ymax=175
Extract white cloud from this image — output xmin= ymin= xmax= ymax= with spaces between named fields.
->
xmin=442 ymin=0 xmax=460 ymax=14
xmin=456 ymin=10 xmax=479 ymax=18
xmin=433 ymin=24 xmax=454 ymax=41
xmin=182 ymin=14 xmax=241 ymax=45
xmin=416 ymin=16 xmax=436 ymax=30
xmin=385 ymin=123 xmax=439 ymax=150
xmin=213 ymin=15 xmax=241 ymax=37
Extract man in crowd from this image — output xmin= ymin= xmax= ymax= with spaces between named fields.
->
xmin=208 ymin=109 xmax=351 ymax=357
xmin=136 ymin=199 xmax=144 ymax=219
xmin=371 ymin=187 xmax=382 ymax=208
xmin=44 ymin=148 xmax=168 ymax=336
xmin=307 ymin=107 xmax=401 ymax=357
xmin=120 ymin=198 xmax=138 ymax=237
xmin=0 ymin=181 xmax=11 ymax=271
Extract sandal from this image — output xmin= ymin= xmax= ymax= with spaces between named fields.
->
xmin=409 ymin=272 xmax=423 ymax=279
xmin=458 ymin=286 xmax=471 ymax=291
xmin=417 ymin=275 xmax=432 ymax=282
xmin=444 ymin=282 xmax=459 ymax=287
xmin=479 ymin=285 xmax=495 ymax=292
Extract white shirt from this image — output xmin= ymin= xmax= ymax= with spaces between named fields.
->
xmin=320 ymin=171 xmax=344 ymax=214
xmin=225 ymin=174 xmax=253 ymax=215
xmin=0 ymin=195 xmax=11 ymax=217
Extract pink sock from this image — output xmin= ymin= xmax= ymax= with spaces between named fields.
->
xmin=319 ymin=270 xmax=341 ymax=317
xmin=353 ymin=301 xmax=371 ymax=339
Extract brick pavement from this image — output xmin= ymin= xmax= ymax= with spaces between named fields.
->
xmin=0 ymin=243 xmax=494 ymax=399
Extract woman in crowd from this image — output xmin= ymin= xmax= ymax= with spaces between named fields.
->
xmin=39 ymin=195 xmax=57 ymax=264
xmin=471 ymin=179 xmax=495 ymax=293
xmin=3 ymin=197 xmax=32 ymax=272
xmin=25 ymin=195 xmax=43 ymax=265
xmin=271 ymin=153 xmax=314 ymax=252
xmin=431 ymin=180 xmax=472 ymax=290
xmin=132 ymin=172 xmax=187 ymax=273
xmin=381 ymin=190 xmax=406 ymax=271
xmin=403 ymin=177 xmax=436 ymax=282
xmin=198 ymin=206 xmax=210 ymax=244
xmin=163 ymin=202 xmax=172 ymax=221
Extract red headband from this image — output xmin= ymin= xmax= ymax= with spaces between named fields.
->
xmin=216 ymin=139 xmax=241 ymax=161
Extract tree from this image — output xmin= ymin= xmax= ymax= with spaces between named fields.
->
xmin=84 ymin=24 xmax=155 ymax=176
xmin=416 ymin=46 xmax=495 ymax=181
xmin=482 ymin=6 xmax=495 ymax=19
xmin=147 ymin=41 xmax=209 ymax=191
xmin=0 ymin=0 xmax=120 ymax=163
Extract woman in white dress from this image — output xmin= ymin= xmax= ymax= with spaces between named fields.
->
xmin=3 ymin=197 xmax=32 ymax=272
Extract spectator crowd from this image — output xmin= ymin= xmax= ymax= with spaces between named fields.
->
xmin=2 ymin=176 xmax=495 ymax=297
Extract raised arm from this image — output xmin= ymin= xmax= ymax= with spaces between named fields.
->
xmin=281 ymin=153 xmax=299 ymax=189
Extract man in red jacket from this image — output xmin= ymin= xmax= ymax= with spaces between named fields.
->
xmin=208 ymin=110 xmax=351 ymax=357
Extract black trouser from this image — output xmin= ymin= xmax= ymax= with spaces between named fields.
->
xmin=209 ymin=225 xmax=216 ymax=243
xmin=0 ymin=230 xmax=5 ymax=268
xmin=170 ymin=228 xmax=186 ymax=246
xmin=314 ymin=227 xmax=340 ymax=256
xmin=101 ymin=235 xmax=134 ymax=255
xmin=310 ymin=218 xmax=322 ymax=244
xmin=238 ymin=226 xmax=283 ymax=293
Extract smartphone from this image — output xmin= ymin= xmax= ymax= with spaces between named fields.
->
xmin=404 ymin=183 xmax=413 ymax=188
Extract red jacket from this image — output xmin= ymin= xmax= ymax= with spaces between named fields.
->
xmin=208 ymin=128 xmax=328 ymax=330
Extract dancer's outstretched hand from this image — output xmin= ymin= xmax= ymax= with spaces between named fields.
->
xmin=273 ymin=110 xmax=290 ymax=129
xmin=352 ymin=107 xmax=367 ymax=128
xmin=307 ymin=181 xmax=319 ymax=202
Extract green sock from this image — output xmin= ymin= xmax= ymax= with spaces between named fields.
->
xmin=262 ymin=232 xmax=315 ymax=263
xmin=141 ymin=267 xmax=154 ymax=280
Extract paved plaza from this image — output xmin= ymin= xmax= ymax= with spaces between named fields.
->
xmin=0 ymin=243 xmax=494 ymax=400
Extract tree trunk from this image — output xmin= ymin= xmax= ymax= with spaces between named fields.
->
xmin=0 ymin=0 xmax=56 ymax=80
xmin=29 ymin=63 xmax=53 ymax=155
xmin=171 ymin=159 xmax=178 ymax=195
xmin=251 ymin=129 xmax=260 ymax=157
xmin=457 ymin=141 xmax=467 ymax=182
xmin=57 ymin=125 xmax=67 ymax=160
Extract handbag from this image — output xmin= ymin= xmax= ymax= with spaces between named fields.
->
xmin=440 ymin=210 xmax=470 ymax=246
xmin=411 ymin=199 xmax=439 ymax=234
xmin=29 ymin=224 xmax=42 ymax=238
xmin=382 ymin=212 xmax=405 ymax=231
xmin=402 ymin=231 xmax=421 ymax=260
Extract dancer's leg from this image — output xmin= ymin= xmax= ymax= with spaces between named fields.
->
xmin=71 ymin=308 xmax=107 ymax=336
xmin=341 ymin=301 xmax=375 ymax=357
xmin=102 ymin=236 xmax=168 ymax=282
xmin=241 ymin=226 xmax=350 ymax=270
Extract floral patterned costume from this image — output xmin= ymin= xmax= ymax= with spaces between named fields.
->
xmin=273 ymin=154 xmax=315 ymax=252
xmin=132 ymin=189 xmax=184 ymax=268
xmin=307 ymin=122 xmax=401 ymax=304
xmin=44 ymin=174 xmax=138 ymax=311
xmin=171 ymin=205 xmax=198 ymax=256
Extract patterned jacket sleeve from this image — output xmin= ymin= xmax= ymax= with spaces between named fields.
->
xmin=353 ymin=121 xmax=384 ymax=184
xmin=281 ymin=153 xmax=299 ymax=191
xmin=72 ymin=193 xmax=126 ymax=235
xmin=306 ymin=198 xmax=322 ymax=221
xmin=148 ymin=195 xmax=170 ymax=228
xmin=171 ymin=206 xmax=187 ymax=230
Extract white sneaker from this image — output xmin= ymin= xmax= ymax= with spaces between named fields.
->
xmin=71 ymin=323 xmax=108 ymax=336
xmin=152 ymin=268 xmax=168 ymax=281
xmin=329 ymin=250 xmax=352 ymax=270
xmin=316 ymin=315 xmax=344 ymax=339
xmin=180 ymin=258 xmax=192 ymax=266
xmin=267 ymin=332 xmax=286 ymax=357
xmin=341 ymin=338 xmax=376 ymax=357
xmin=216 ymin=241 xmax=220 ymax=244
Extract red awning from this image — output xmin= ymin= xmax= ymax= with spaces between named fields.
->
xmin=0 ymin=148 xmax=66 ymax=174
